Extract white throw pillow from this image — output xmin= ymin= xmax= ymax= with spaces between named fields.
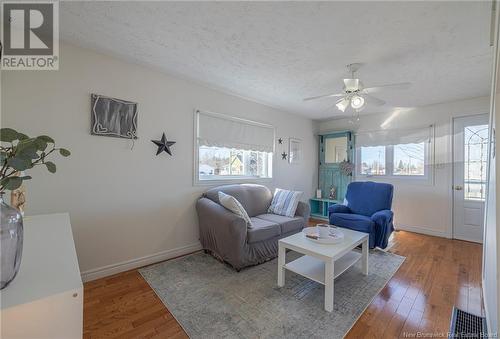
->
xmin=218 ymin=191 xmax=253 ymax=228
xmin=268 ymin=188 xmax=303 ymax=217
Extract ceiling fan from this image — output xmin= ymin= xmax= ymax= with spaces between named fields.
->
xmin=304 ymin=63 xmax=411 ymax=114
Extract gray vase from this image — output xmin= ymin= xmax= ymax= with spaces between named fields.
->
xmin=0 ymin=195 xmax=23 ymax=289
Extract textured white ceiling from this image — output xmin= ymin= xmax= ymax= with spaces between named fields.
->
xmin=60 ymin=1 xmax=493 ymax=120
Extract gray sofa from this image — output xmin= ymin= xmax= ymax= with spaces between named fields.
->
xmin=196 ymin=184 xmax=310 ymax=270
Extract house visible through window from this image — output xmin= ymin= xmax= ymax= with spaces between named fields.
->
xmin=198 ymin=146 xmax=272 ymax=180
xmin=195 ymin=110 xmax=274 ymax=183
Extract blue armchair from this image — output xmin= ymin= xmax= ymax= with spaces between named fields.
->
xmin=329 ymin=181 xmax=394 ymax=249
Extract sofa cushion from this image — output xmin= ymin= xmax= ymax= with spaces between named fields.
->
xmin=218 ymin=192 xmax=252 ymax=228
xmin=247 ymin=217 xmax=281 ymax=244
xmin=204 ymin=184 xmax=272 ymax=217
xmin=268 ymin=188 xmax=303 ymax=217
xmin=255 ymin=213 xmax=303 ymax=234
xmin=330 ymin=213 xmax=375 ymax=234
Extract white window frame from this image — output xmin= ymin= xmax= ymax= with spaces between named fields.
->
xmin=357 ymin=145 xmax=388 ymax=176
xmin=355 ymin=128 xmax=435 ymax=185
xmin=193 ymin=109 xmax=275 ymax=186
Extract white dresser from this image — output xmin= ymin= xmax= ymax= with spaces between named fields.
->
xmin=0 ymin=213 xmax=83 ymax=338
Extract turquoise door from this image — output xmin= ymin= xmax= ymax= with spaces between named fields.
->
xmin=318 ymin=131 xmax=354 ymax=203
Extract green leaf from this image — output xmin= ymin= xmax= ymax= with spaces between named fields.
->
xmin=0 ymin=152 xmax=6 ymax=166
xmin=34 ymin=137 xmax=48 ymax=151
xmin=17 ymin=149 xmax=39 ymax=160
xmin=37 ymin=135 xmax=54 ymax=144
xmin=3 ymin=177 xmax=22 ymax=191
xmin=45 ymin=161 xmax=56 ymax=173
xmin=0 ymin=177 xmax=10 ymax=187
xmin=7 ymin=157 xmax=32 ymax=171
xmin=17 ymin=133 xmax=29 ymax=141
xmin=17 ymin=140 xmax=39 ymax=157
xmin=16 ymin=138 xmax=37 ymax=153
xmin=2 ymin=175 xmax=33 ymax=189
xmin=0 ymin=128 xmax=18 ymax=142
xmin=59 ymin=148 xmax=71 ymax=157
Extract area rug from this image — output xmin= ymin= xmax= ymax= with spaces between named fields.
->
xmin=139 ymin=250 xmax=405 ymax=339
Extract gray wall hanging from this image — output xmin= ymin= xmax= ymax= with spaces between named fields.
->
xmin=91 ymin=94 xmax=138 ymax=139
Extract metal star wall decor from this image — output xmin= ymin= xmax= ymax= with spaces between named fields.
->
xmin=281 ymin=152 xmax=287 ymax=160
xmin=152 ymin=133 xmax=176 ymax=156
xmin=278 ymin=138 xmax=283 ymax=144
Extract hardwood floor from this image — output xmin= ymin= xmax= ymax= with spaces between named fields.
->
xmin=346 ymin=231 xmax=483 ymax=338
xmin=83 ymin=269 xmax=187 ymax=339
xmin=83 ymin=230 xmax=483 ymax=338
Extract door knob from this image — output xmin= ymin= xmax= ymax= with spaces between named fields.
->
xmin=454 ymin=185 xmax=463 ymax=191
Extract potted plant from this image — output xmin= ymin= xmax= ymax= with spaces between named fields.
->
xmin=0 ymin=128 xmax=70 ymax=289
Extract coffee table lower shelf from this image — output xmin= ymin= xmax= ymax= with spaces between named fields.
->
xmin=284 ymin=251 xmax=362 ymax=285
xmin=277 ymin=229 xmax=369 ymax=312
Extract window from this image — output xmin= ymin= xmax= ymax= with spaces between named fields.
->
xmin=356 ymin=126 xmax=432 ymax=180
xmin=360 ymin=146 xmax=386 ymax=175
xmin=198 ymin=146 xmax=272 ymax=181
xmin=464 ymin=124 xmax=488 ymax=201
xmin=393 ymin=143 xmax=425 ymax=176
xmin=195 ymin=110 xmax=274 ymax=184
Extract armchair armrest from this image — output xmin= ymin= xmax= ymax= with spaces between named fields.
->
xmin=196 ymin=198 xmax=247 ymax=245
xmin=329 ymin=204 xmax=351 ymax=214
xmin=295 ymin=201 xmax=311 ymax=222
xmin=371 ymin=209 xmax=393 ymax=226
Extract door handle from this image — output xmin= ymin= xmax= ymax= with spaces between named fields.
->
xmin=454 ymin=185 xmax=463 ymax=191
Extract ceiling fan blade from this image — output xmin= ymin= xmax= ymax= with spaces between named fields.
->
xmin=363 ymin=94 xmax=386 ymax=106
xmin=363 ymin=82 xmax=411 ymax=93
xmin=303 ymin=93 xmax=344 ymax=101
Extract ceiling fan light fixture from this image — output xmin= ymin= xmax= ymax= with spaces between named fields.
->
xmin=335 ymin=98 xmax=350 ymax=112
xmin=343 ymin=78 xmax=360 ymax=92
xmin=302 ymin=63 xmax=410 ymax=119
xmin=350 ymin=95 xmax=365 ymax=110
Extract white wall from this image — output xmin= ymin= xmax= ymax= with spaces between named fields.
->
xmin=1 ymin=44 xmax=318 ymax=280
xmin=319 ymin=96 xmax=490 ymax=238
xmin=482 ymin=3 xmax=499 ymax=332
xmin=483 ymin=100 xmax=497 ymax=333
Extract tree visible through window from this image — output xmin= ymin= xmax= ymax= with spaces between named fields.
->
xmin=356 ymin=127 xmax=431 ymax=179
xmin=360 ymin=146 xmax=386 ymax=175
xmin=359 ymin=143 xmax=427 ymax=177
xmin=393 ymin=143 xmax=425 ymax=176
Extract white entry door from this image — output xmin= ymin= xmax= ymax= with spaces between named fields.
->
xmin=452 ymin=114 xmax=489 ymax=243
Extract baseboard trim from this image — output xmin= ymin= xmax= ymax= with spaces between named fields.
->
xmin=81 ymin=242 xmax=203 ymax=282
xmin=394 ymin=224 xmax=450 ymax=239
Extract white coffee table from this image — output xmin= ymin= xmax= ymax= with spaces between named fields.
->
xmin=277 ymin=227 xmax=369 ymax=312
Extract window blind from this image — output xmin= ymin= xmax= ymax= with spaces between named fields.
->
xmin=196 ymin=110 xmax=275 ymax=153
xmin=355 ymin=125 xmax=433 ymax=147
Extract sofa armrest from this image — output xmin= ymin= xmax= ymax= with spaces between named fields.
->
xmin=196 ymin=198 xmax=247 ymax=246
xmin=295 ymin=201 xmax=311 ymax=221
xmin=329 ymin=204 xmax=351 ymax=214
xmin=371 ymin=209 xmax=393 ymax=226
